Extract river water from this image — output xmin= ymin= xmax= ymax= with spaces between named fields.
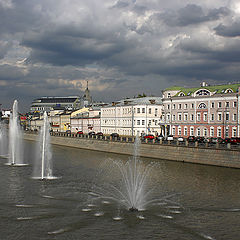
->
xmin=0 ymin=140 xmax=239 ymax=240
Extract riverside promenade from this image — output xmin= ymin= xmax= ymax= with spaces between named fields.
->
xmin=24 ymin=132 xmax=240 ymax=169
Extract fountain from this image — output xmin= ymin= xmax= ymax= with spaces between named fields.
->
xmin=33 ymin=111 xmax=55 ymax=180
xmin=0 ymin=122 xmax=8 ymax=158
xmin=88 ymin=135 xmax=162 ymax=212
xmin=7 ymin=100 xmax=26 ymax=166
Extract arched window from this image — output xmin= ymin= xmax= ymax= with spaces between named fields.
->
xmin=198 ymin=103 xmax=207 ymax=109
xmin=225 ymin=88 xmax=233 ymax=93
xmin=178 ymin=92 xmax=185 ymax=96
xmin=195 ymin=89 xmax=210 ymax=96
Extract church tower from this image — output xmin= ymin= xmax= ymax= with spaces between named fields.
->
xmin=83 ymin=80 xmax=92 ymax=104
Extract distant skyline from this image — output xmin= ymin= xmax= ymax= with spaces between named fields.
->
xmin=1 ymin=0 xmax=240 ymax=111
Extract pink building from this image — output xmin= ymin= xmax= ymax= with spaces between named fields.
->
xmin=162 ymin=82 xmax=240 ymax=138
xmin=70 ymin=108 xmax=101 ymax=134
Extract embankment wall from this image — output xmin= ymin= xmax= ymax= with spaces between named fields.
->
xmin=24 ymin=133 xmax=240 ymax=169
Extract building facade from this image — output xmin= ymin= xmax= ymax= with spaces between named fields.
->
xmin=70 ymin=108 xmax=101 ymax=133
xmin=101 ymin=97 xmax=163 ymax=136
xmin=162 ymin=83 xmax=240 ymax=138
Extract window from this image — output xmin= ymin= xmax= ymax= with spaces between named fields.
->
xmin=197 ymin=128 xmax=201 ymax=136
xmin=225 ymin=127 xmax=229 ymax=137
xmin=173 ymin=115 xmax=176 ymax=121
xmin=210 ymin=127 xmax=214 ymax=137
xmin=203 ymin=113 xmax=207 ymax=121
xmin=137 ymin=120 xmax=140 ymax=125
xmin=178 ymin=113 xmax=182 ymax=121
xmin=179 ymin=92 xmax=185 ymax=96
xmin=191 ymin=114 xmax=194 ymax=121
xmin=184 ymin=127 xmax=188 ymax=136
xmin=190 ymin=127 xmax=194 ymax=136
xmin=148 ymin=120 xmax=151 ymax=126
xmin=172 ymin=127 xmax=176 ymax=135
xmin=155 ymin=108 xmax=158 ymax=116
xmin=149 ymin=108 xmax=152 ymax=114
xmin=184 ymin=113 xmax=188 ymax=121
xmin=195 ymin=89 xmax=210 ymax=96
xmin=142 ymin=120 xmax=145 ymax=125
xmin=142 ymin=108 xmax=145 ymax=113
xmin=178 ymin=126 xmax=182 ymax=135
xmin=233 ymin=114 xmax=237 ymax=121
xmin=233 ymin=102 xmax=237 ymax=108
xmin=191 ymin=103 xmax=194 ymax=109
xmin=197 ymin=113 xmax=201 ymax=121
xmin=167 ymin=93 xmax=171 ymax=98
xmin=137 ymin=108 xmax=140 ymax=113
xmin=232 ymin=128 xmax=237 ymax=137
xmin=217 ymin=128 xmax=222 ymax=137
xmin=198 ymin=103 xmax=207 ymax=109
xmin=218 ymin=102 xmax=222 ymax=108
xmin=218 ymin=113 xmax=222 ymax=121
xmin=226 ymin=102 xmax=229 ymax=108
xmin=167 ymin=105 xmax=170 ymax=110
xmin=203 ymin=128 xmax=208 ymax=137
xmin=172 ymin=104 xmax=176 ymax=110
xmin=167 ymin=114 xmax=170 ymax=121
xmin=225 ymin=113 xmax=229 ymax=121
xmin=184 ymin=104 xmax=188 ymax=109
xmin=178 ymin=104 xmax=182 ymax=109
xmin=211 ymin=102 xmax=215 ymax=108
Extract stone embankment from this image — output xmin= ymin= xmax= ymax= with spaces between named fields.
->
xmin=24 ymin=132 xmax=240 ymax=169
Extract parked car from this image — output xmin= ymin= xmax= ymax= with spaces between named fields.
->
xmin=88 ymin=131 xmax=96 ymax=136
xmin=77 ymin=131 xmax=83 ymax=135
xmin=144 ymin=134 xmax=155 ymax=140
xmin=167 ymin=135 xmax=174 ymax=141
xmin=209 ymin=137 xmax=223 ymax=144
xmin=229 ymin=137 xmax=240 ymax=145
xmin=177 ymin=137 xmax=184 ymax=142
xmin=96 ymin=132 xmax=103 ymax=136
xmin=195 ymin=136 xmax=205 ymax=143
xmin=187 ymin=136 xmax=195 ymax=142
xmin=110 ymin=133 xmax=119 ymax=138
xmin=222 ymin=138 xmax=231 ymax=144
xmin=66 ymin=130 xmax=71 ymax=134
xmin=203 ymin=137 xmax=211 ymax=143
xmin=156 ymin=135 xmax=164 ymax=141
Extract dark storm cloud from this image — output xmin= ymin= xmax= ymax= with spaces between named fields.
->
xmin=214 ymin=21 xmax=240 ymax=37
xmin=22 ymin=24 xmax=132 ymax=66
xmin=161 ymin=4 xmax=230 ymax=27
xmin=0 ymin=64 xmax=25 ymax=80
xmin=1 ymin=0 xmax=240 ymax=111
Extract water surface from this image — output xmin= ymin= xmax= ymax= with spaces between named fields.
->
xmin=0 ymin=140 xmax=239 ymax=240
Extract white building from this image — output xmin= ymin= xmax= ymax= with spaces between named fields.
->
xmin=101 ymin=97 xmax=163 ymax=136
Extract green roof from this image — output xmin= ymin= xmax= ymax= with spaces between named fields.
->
xmin=165 ymin=83 xmax=240 ymax=96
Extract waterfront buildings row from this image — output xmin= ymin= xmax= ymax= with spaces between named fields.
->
xmin=27 ymin=82 xmax=240 ymax=138
xmin=29 ymin=97 xmax=163 ymax=136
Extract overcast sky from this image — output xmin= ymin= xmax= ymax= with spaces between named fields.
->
xmin=1 ymin=0 xmax=240 ymax=111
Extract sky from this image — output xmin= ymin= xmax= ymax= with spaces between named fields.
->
xmin=1 ymin=0 xmax=240 ymax=112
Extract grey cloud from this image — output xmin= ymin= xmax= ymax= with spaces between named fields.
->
xmin=214 ymin=21 xmax=240 ymax=37
xmin=111 ymin=0 xmax=130 ymax=9
xmin=0 ymin=64 xmax=25 ymax=80
xmin=161 ymin=4 xmax=230 ymax=27
xmin=22 ymin=28 xmax=130 ymax=66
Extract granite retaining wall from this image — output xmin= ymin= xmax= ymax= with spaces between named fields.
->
xmin=24 ymin=133 xmax=240 ymax=169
